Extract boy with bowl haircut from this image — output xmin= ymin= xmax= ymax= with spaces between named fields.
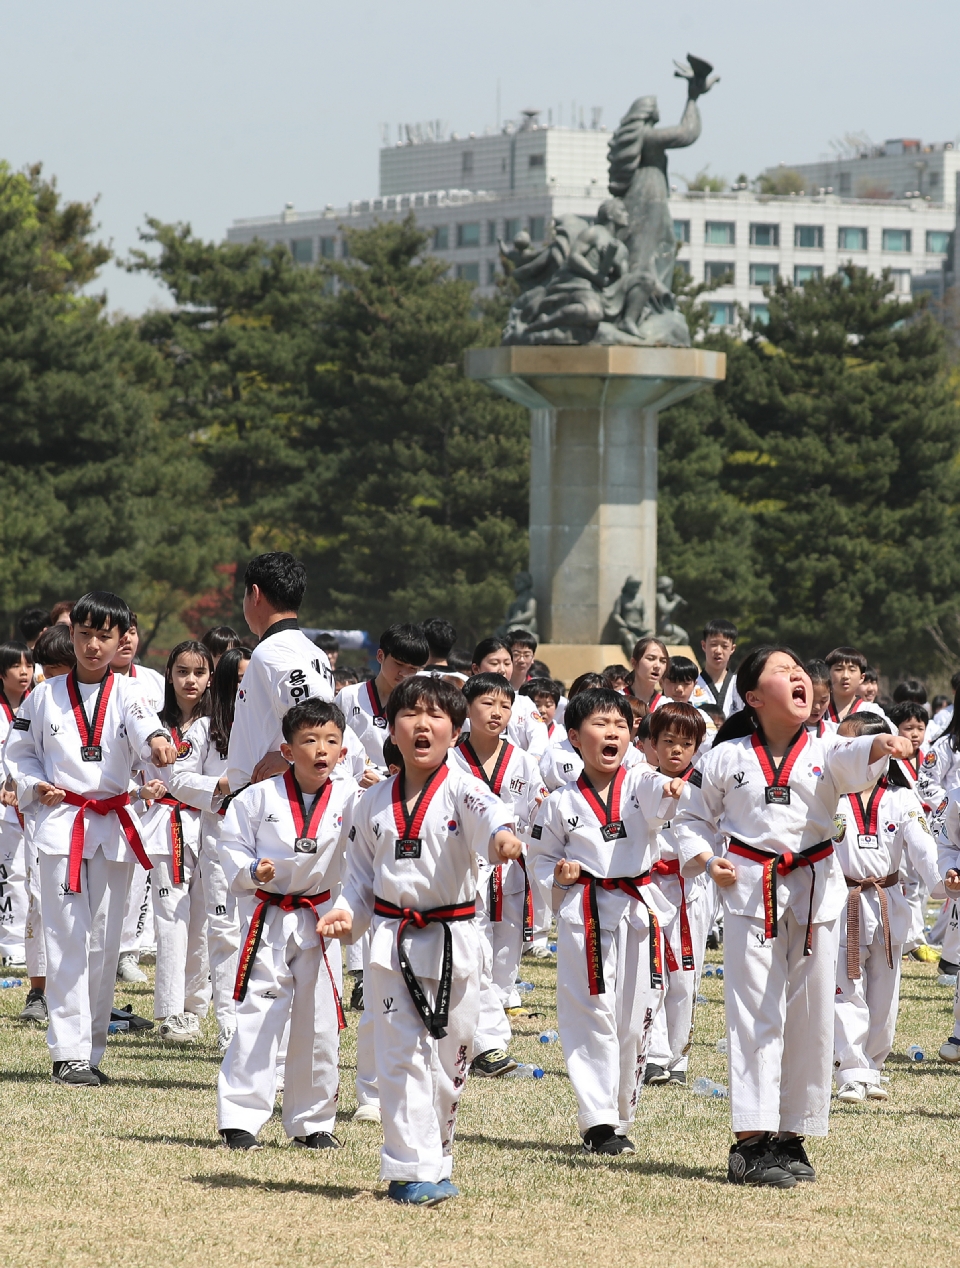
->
xmin=692 ymin=619 xmax=741 ymax=717
xmin=216 ymin=698 xmax=358 ymax=1151
xmin=336 ymin=623 xmax=430 ymax=775
xmin=5 ymin=592 xmax=175 ymax=1086
xmin=824 ymin=646 xmax=886 ymax=727
xmin=529 ymin=688 xmax=684 ymax=1156
xmin=318 ymin=676 xmax=523 ymax=1207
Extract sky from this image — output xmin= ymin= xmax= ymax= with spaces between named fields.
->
xmin=2 ymin=0 xmax=957 ymax=314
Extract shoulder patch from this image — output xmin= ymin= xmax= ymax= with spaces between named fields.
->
xmin=12 ymin=718 xmax=29 ymax=731
xmin=923 ymin=751 xmax=937 ymax=767
xmin=688 ymin=768 xmax=703 ymax=787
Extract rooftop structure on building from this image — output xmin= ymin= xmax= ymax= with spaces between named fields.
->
xmin=227 ymin=116 xmax=957 ymax=330
xmin=768 ymin=135 xmax=960 ymax=206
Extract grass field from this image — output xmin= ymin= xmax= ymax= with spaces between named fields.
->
xmin=2 ymin=947 xmax=959 ymax=1268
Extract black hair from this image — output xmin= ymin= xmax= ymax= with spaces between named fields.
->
xmin=209 ymin=646 xmax=253 ymax=757
xmin=951 ymin=671 xmax=960 ymax=694
xmin=463 ymin=672 xmax=515 ymax=704
xmin=602 ymin=664 xmax=631 ymax=685
xmin=862 ymin=667 xmax=878 ymax=684
xmin=506 ymin=628 xmax=538 ymax=652
xmin=932 ymin=694 xmax=951 ymax=714
xmin=836 ymin=712 xmax=910 ymax=785
xmin=520 ymin=676 xmax=561 ymax=706
xmin=386 ymin=674 xmax=468 ymax=730
xmin=313 ymin=632 xmax=340 ymax=656
xmin=888 ymin=701 xmax=928 ymax=727
xmin=702 ymin=618 xmax=738 ymax=643
xmin=447 ymin=647 xmax=474 ymax=675
xmin=382 ymin=737 xmax=403 ymax=771
xmin=33 ymin=624 xmax=75 ymax=670
xmin=699 ymin=703 xmax=726 ymax=727
xmin=569 ymin=672 xmax=608 ymax=698
xmin=893 ymin=678 xmax=927 ymax=705
xmin=421 ymin=617 xmax=457 ymax=661
xmin=71 ymin=591 xmax=132 ymax=635
xmin=944 ymin=686 xmax=960 ymax=752
xmin=805 ymin=658 xmax=830 ymax=686
xmin=160 ymin=640 xmax=214 ymax=730
xmin=636 ymin=714 xmax=653 ymax=742
xmin=0 ymin=641 xmax=32 ymax=679
xmin=202 ymin=626 xmax=242 ymax=659
xmin=243 ymin=551 xmax=306 ymax=613
xmin=564 ymin=687 xmax=632 ymax=734
xmin=713 ymin=645 xmax=804 ymax=746
xmin=281 ymin=697 xmax=346 ymax=743
xmin=664 ymin=655 xmax=698 ymax=684
xmin=18 ymin=607 xmax=49 ymax=643
xmin=530 ymin=658 xmax=553 ymax=679
xmin=650 ymin=700 xmax=707 ymax=747
xmin=630 ymin=635 xmax=669 ymax=664
xmin=825 ymin=645 xmax=868 ymax=672
xmin=471 ymin=636 xmax=511 ymax=667
xmin=379 ymin=623 xmax=430 ymax=667
xmin=334 ymin=665 xmax=360 ymax=688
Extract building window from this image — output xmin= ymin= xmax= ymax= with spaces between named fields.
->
xmin=457 ymin=222 xmax=481 ymax=248
xmin=504 ymin=217 xmax=521 ymax=242
xmin=888 ymin=269 xmax=912 ymax=295
xmin=707 ymin=302 xmax=735 ymax=327
xmin=926 ymin=230 xmax=951 ymax=254
xmin=750 ymin=263 xmax=779 ymax=286
xmin=794 ymin=225 xmax=824 ymax=249
xmin=434 ymin=226 xmax=449 ymax=250
xmin=794 ymin=264 xmax=823 ymax=285
xmin=462 ymin=151 xmax=474 ymax=177
xmin=838 ymin=172 xmax=852 ymax=195
xmin=882 ymin=228 xmax=912 ymax=252
xmin=673 ymin=219 xmax=690 ymax=244
xmin=319 ymin=237 xmax=337 ymax=259
xmin=929 ymin=171 xmax=940 ymax=190
xmin=487 ymin=220 xmax=498 ymax=246
xmin=750 ymin=303 xmax=770 ymax=325
xmin=750 ymin=223 xmax=779 ymax=247
xmin=457 ymin=262 xmax=480 ymax=284
xmin=529 ymin=216 xmax=545 ymax=241
xmin=528 ymin=153 xmax=545 ymax=168
xmin=705 ymin=221 xmax=735 ymax=246
xmin=705 ymin=261 xmax=734 ymax=285
xmin=838 ymin=227 xmax=867 ymax=251
xmin=487 ymin=261 xmax=498 ymax=285
xmin=290 ymin=238 xmax=314 ymax=264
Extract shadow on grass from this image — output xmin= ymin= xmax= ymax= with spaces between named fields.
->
xmin=457 ymin=1130 xmax=722 ymax=1181
xmin=187 ymin=1172 xmax=372 ymax=1199
xmin=119 ymin=1133 xmax=225 ymax=1150
xmin=0 ymin=1069 xmax=51 ymax=1084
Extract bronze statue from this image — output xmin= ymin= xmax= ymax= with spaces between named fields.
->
xmin=607 ymin=575 xmax=649 ymax=660
xmin=497 ymin=571 xmax=539 ymax=639
xmin=656 ymin=575 xmax=689 ymax=643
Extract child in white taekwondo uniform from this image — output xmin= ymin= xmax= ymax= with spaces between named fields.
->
xmin=166 ymin=647 xmax=250 ymax=1050
xmin=217 ymin=698 xmax=358 ymax=1151
xmin=470 ymin=639 xmax=549 ymax=760
xmin=643 ymin=702 xmax=718 ymax=1088
xmin=226 ymin=552 xmax=333 ymax=794
xmin=930 ymin=788 xmax=960 ymax=1063
xmin=0 ymin=642 xmax=34 ymax=965
xmin=528 ymin=688 xmax=683 ymax=1158
xmin=830 ymin=713 xmax=941 ymax=1103
xmin=671 ymin=646 xmax=910 ymax=1189
xmin=319 ymin=675 xmax=523 ymax=1208
xmin=139 ymin=641 xmax=215 ymax=1043
xmin=691 ymin=620 xmax=743 ymax=718
xmin=449 ymin=672 xmax=545 ymax=1077
xmin=4 ymin=593 xmax=176 ymax=1087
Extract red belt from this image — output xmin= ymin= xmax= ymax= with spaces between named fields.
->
xmin=574 ymin=870 xmax=663 ymax=995
xmin=651 ymin=858 xmax=695 ymax=972
xmin=488 ymin=857 xmax=535 ymax=942
xmin=373 ymin=897 xmax=476 ymax=1038
xmin=234 ymin=889 xmax=344 ymax=1029
xmin=157 ymin=796 xmax=192 ymax=885
xmin=61 ymin=790 xmax=150 ymax=894
xmin=727 ymin=839 xmax=834 ymax=955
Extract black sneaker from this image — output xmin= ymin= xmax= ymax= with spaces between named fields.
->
xmin=471 ymin=1048 xmax=518 ymax=1077
xmin=19 ymin=988 xmax=48 ymax=1024
xmin=582 ymin=1124 xmax=630 ymax=1156
xmin=349 ymin=972 xmax=364 ymax=1012
xmin=727 ymin=1134 xmax=797 ymax=1188
xmin=668 ymin=1069 xmax=687 ymax=1086
xmin=940 ymin=957 xmax=960 ymax=976
xmin=220 ymin=1128 xmax=262 ymax=1151
xmin=51 ymin=1060 xmax=99 ymax=1087
xmin=292 ymin=1132 xmax=342 ymax=1149
xmin=773 ymin=1135 xmax=815 ymax=1182
xmin=90 ymin=1066 xmax=112 ymax=1085
xmin=643 ymin=1062 xmax=670 ymax=1085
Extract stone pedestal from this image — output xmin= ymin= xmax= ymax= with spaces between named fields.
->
xmin=465 ymin=346 xmax=726 ymax=646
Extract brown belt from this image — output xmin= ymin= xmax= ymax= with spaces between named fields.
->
xmin=843 ymin=872 xmax=899 ymax=980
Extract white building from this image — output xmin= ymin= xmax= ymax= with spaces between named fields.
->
xmin=227 ymin=118 xmax=956 ymax=330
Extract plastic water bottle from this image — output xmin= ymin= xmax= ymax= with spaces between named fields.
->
xmin=108 ymin=1020 xmax=130 ymax=1034
xmin=716 ymin=1038 xmax=728 ymax=1054
xmin=907 ymin=1044 xmax=924 ymax=1062
xmin=715 ymin=967 xmax=724 ymax=979
xmin=548 ymin=942 xmax=557 ymax=953
xmin=506 ymin=1063 xmax=544 ymax=1079
xmin=516 ymin=981 xmax=535 ymax=994
xmin=696 ymin=993 xmax=708 ymax=1004
xmin=937 ymin=974 xmax=957 ymax=988
xmin=538 ymin=1030 xmax=559 ymax=1044
xmin=691 ymin=1076 xmax=728 ymax=1098
xmin=703 ymin=966 xmax=714 ymax=977
xmin=0 ymin=978 xmax=23 ymax=988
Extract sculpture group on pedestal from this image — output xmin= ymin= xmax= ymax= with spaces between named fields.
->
xmin=601 ymin=574 xmax=689 ymax=658
xmin=501 ymin=55 xmax=718 ymax=350
xmin=496 ymin=571 xmax=539 ymax=639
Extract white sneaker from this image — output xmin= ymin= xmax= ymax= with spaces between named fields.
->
xmin=836 ymin=1081 xmax=867 ymax=1103
xmin=524 ymin=945 xmax=554 ymax=960
xmin=184 ymin=1013 xmax=202 ymax=1034
xmin=116 ymin=953 xmax=148 ymax=984
xmin=865 ymin=1083 xmax=888 ymax=1100
xmin=158 ymin=1013 xmax=197 ymax=1043
xmin=940 ymin=1037 xmax=960 ymax=1062
xmin=216 ymin=1025 xmax=235 ymax=1053
xmin=352 ymin=1103 xmax=381 ymax=1124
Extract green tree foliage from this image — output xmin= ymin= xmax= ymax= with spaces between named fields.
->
xmin=756 ymin=167 xmax=806 ymax=195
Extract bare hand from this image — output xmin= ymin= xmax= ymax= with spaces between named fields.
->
xmin=664 ymin=777 xmax=685 ymax=800
xmin=318 ymin=908 xmax=353 ymax=939
xmin=554 ymin=858 xmax=582 ymax=885
xmin=493 ymin=830 xmax=523 ymax=862
xmin=708 ymin=856 xmax=737 ymax=888
xmin=0 ymin=789 xmax=17 ymax=807
xmin=252 ymin=751 xmax=289 ymax=783
xmin=141 ymin=779 xmax=167 ymax=803
xmin=359 ymin=768 xmax=383 ymax=789
xmin=215 ymin=775 xmax=231 ymax=797
xmin=868 ymin=734 xmax=914 ymax=763
xmin=150 ymin=737 xmax=178 ymax=768
xmin=946 ymin=869 xmax=960 ymax=895
xmin=254 ymin=858 xmax=276 ymax=883
xmin=37 ymin=781 xmax=66 ymax=807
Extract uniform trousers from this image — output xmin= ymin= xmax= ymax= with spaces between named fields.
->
xmin=834 ymin=932 xmax=902 ymax=1087
xmin=647 ymin=890 xmax=714 ymax=1073
xmin=724 ymin=911 xmax=839 ymax=1136
xmin=119 ymin=866 xmax=152 ymax=956
xmin=369 ymin=960 xmax=478 ymax=1182
xmin=556 ymin=914 xmax=661 ymax=1135
xmin=38 ymin=849 xmax=135 ymax=1065
xmin=152 ymin=849 xmax=211 ymax=1020
xmin=0 ymin=820 xmax=27 ymax=960
xmin=472 ymin=933 xmax=512 ymax=1056
xmin=218 ymin=912 xmax=342 ymax=1138
xmin=23 ymin=833 xmax=46 ymax=978
xmin=353 ymin=933 xmax=379 ymax=1108
xmin=477 ymin=877 xmax=526 ymax=1008
xmin=197 ymin=842 xmax=239 ymax=1031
